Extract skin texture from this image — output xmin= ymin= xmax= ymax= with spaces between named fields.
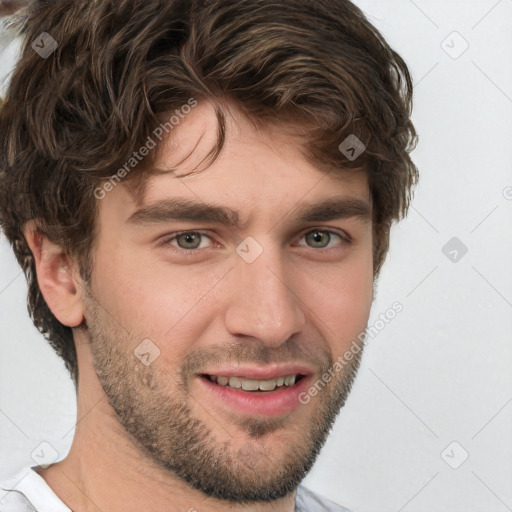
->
xmin=25 ymin=100 xmax=375 ymax=512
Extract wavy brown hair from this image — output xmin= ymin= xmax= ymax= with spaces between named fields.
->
xmin=0 ymin=0 xmax=418 ymax=388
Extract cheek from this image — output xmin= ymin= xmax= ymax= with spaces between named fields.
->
xmin=91 ymin=246 xmax=223 ymax=348
xmin=296 ymin=252 xmax=373 ymax=348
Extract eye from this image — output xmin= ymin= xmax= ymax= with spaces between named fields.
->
xmin=159 ymin=231 xmax=214 ymax=254
xmin=158 ymin=228 xmax=351 ymax=257
xmin=297 ymin=229 xmax=351 ymax=251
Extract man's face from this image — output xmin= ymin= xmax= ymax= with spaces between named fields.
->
xmin=81 ymin=101 xmax=374 ymax=502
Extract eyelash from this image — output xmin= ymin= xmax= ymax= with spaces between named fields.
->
xmin=158 ymin=229 xmax=352 ymax=257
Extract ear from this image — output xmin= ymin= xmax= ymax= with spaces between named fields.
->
xmin=22 ymin=220 xmax=85 ymax=328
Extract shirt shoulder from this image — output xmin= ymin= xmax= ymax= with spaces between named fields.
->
xmin=0 ymin=467 xmax=70 ymax=512
xmin=295 ymin=484 xmax=354 ymax=512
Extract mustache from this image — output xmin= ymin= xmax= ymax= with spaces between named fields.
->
xmin=179 ymin=340 xmax=332 ymax=382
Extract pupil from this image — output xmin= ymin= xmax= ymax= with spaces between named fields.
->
xmin=180 ymin=233 xmax=199 ymax=249
xmin=310 ymin=230 xmax=328 ymax=248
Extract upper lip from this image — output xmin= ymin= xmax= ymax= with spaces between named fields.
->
xmin=200 ymin=364 xmax=315 ymax=380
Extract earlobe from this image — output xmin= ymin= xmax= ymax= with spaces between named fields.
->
xmin=22 ymin=220 xmax=85 ymax=328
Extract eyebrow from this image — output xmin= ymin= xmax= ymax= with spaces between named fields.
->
xmin=126 ymin=196 xmax=372 ymax=228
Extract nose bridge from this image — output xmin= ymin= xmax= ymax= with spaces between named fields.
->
xmin=224 ymin=239 xmax=306 ymax=347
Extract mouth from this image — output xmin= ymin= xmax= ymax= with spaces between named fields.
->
xmin=200 ymin=373 xmax=307 ymax=393
xmin=197 ymin=372 xmax=312 ymax=416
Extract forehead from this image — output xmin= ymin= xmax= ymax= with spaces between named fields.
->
xmin=114 ymin=100 xmax=371 ymax=224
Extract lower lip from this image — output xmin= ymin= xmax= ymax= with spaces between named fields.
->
xmin=197 ymin=375 xmax=312 ymax=417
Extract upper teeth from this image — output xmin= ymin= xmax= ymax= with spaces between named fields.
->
xmin=209 ymin=374 xmax=299 ymax=391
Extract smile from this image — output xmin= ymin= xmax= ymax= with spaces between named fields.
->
xmin=197 ymin=373 xmax=312 ymax=416
xmin=203 ymin=373 xmax=305 ymax=392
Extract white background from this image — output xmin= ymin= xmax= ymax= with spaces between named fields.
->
xmin=1 ymin=1 xmax=511 ymax=511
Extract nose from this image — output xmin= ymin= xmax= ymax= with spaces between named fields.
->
xmin=224 ymin=242 xmax=306 ymax=348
